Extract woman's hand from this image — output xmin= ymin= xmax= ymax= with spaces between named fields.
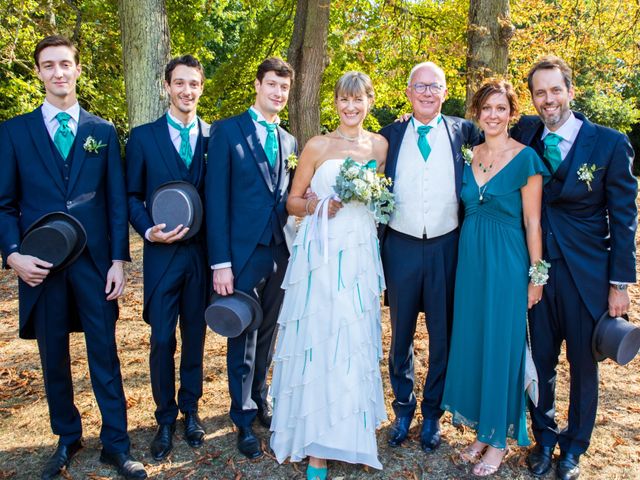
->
xmin=528 ymin=283 xmax=543 ymax=309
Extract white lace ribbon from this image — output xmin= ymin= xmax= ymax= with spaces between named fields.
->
xmin=306 ymin=194 xmax=339 ymax=264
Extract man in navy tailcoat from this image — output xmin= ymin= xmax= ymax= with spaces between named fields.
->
xmin=0 ymin=36 xmax=146 ymax=479
xmin=126 ymin=55 xmax=209 ymax=461
xmin=205 ymin=57 xmax=297 ymax=459
xmin=511 ymin=55 xmax=637 ymax=480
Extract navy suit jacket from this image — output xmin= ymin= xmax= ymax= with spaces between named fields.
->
xmin=126 ymin=115 xmax=209 ymax=322
xmin=205 ymin=110 xmax=297 ymax=276
xmin=511 ymin=112 xmax=637 ymax=319
xmin=0 ymin=106 xmax=130 ymax=339
xmin=378 ymin=114 xmax=480 ymax=242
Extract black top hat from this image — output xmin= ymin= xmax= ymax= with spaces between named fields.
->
xmin=592 ymin=312 xmax=640 ymax=365
xmin=20 ymin=212 xmax=87 ymax=272
xmin=205 ymin=290 xmax=263 ymax=338
xmin=150 ymin=181 xmax=203 ymax=241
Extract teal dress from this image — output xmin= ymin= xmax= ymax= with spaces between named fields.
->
xmin=441 ymin=147 xmax=548 ymax=448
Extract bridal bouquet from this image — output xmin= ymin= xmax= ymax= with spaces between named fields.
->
xmin=333 ymin=157 xmax=395 ymax=224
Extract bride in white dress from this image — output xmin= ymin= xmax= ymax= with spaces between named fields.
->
xmin=269 ymin=71 xmax=388 ymax=480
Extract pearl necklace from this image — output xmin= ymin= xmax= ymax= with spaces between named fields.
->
xmin=335 ymin=128 xmax=363 ymax=142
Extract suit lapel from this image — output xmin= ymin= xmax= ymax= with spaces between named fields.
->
xmin=195 ymin=118 xmax=210 ymax=188
xmin=67 ymin=108 xmax=96 ymax=193
xmin=238 ymin=111 xmax=274 ymax=192
xmin=275 ymin=127 xmax=293 ymax=198
xmin=27 ymin=107 xmax=66 ymax=194
xmin=558 ymin=116 xmax=597 ymax=198
xmin=442 ymin=115 xmax=463 ymax=197
xmin=386 ymin=120 xmax=410 ymax=192
xmin=152 ymin=116 xmax=182 ymax=181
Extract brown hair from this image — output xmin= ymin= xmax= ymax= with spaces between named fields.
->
xmin=165 ymin=55 xmax=205 ymax=84
xmin=334 ymin=71 xmax=375 ymax=101
xmin=256 ymin=57 xmax=295 ymax=83
xmin=468 ymin=79 xmax=519 ymax=122
xmin=527 ymin=55 xmax=572 ymax=92
xmin=34 ymin=35 xmax=79 ymax=68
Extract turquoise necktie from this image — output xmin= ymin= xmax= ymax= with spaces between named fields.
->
xmin=248 ymin=109 xmax=278 ymax=168
xmin=54 ymin=112 xmax=74 ymax=159
xmin=413 ymin=116 xmax=442 ymax=162
xmin=543 ymin=133 xmax=564 ymax=172
xmin=166 ymin=113 xmax=196 ymax=168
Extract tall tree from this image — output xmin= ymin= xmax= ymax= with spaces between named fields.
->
xmin=118 ymin=0 xmax=170 ymax=128
xmin=287 ymin=0 xmax=330 ymax=148
xmin=466 ymin=0 xmax=513 ymax=107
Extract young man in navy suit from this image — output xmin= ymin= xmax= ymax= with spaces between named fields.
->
xmin=511 ymin=56 xmax=637 ymax=480
xmin=0 ymin=36 xmax=146 ymax=479
xmin=126 ymin=55 xmax=209 ymax=461
xmin=205 ymin=57 xmax=297 ymax=459
xmin=379 ymin=62 xmax=479 ymax=453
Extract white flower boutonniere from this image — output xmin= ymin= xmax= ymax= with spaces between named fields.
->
xmin=576 ymin=163 xmax=602 ymax=191
xmin=286 ymin=152 xmax=299 ymax=171
xmin=83 ymin=136 xmax=106 ymax=154
xmin=462 ymin=145 xmax=473 ymax=166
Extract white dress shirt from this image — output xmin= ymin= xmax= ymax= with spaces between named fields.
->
xmin=41 ymin=100 xmax=80 ymax=141
xmin=388 ymin=115 xmax=458 ymax=239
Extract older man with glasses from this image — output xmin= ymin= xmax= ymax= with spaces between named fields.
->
xmin=379 ymin=61 xmax=480 ymax=453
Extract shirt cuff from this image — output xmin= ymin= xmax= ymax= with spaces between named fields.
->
xmin=610 ymin=281 xmax=632 ymax=286
xmin=212 ymin=262 xmax=232 ymax=270
xmin=145 ymin=227 xmax=154 ymax=242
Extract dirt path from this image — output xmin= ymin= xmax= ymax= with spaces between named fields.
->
xmin=1 ymin=230 xmax=639 ymax=480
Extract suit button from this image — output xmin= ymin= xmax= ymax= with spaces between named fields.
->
xmin=66 ymin=201 xmax=72 ymax=207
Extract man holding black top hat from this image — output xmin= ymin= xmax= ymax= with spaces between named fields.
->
xmin=205 ymin=57 xmax=297 ymax=459
xmin=0 ymin=36 xmax=146 ymax=479
xmin=511 ymin=55 xmax=637 ymax=480
xmin=126 ymin=55 xmax=209 ymax=460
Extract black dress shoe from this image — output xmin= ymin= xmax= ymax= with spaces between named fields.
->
xmin=237 ymin=426 xmax=263 ymax=459
xmin=527 ymin=444 xmax=554 ymax=477
xmin=420 ymin=418 xmax=441 ymax=452
xmin=557 ymin=452 xmax=580 ymax=480
xmin=388 ymin=416 xmax=412 ymax=447
xmin=41 ymin=439 xmax=83 ymax=479
xmin=150 ymin=423 xmax=175 ymax=461
xmin=256 ymin=404 xmax=273 ymax=428
xmin=184 ymin=411 xmax=206 ymax=448
xmin=99 ymin=451 xmax=147 ymax=479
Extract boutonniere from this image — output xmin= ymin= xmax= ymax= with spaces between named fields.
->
xmin=83 ymin=136 xmax=106 ymax=154
xmin=576 ymin=163 xmax=603 ymax=191
xmin=461 ymin=145 xmax=473 ymax=166
xmin=286 ymin=152 xmax=298 ymax=171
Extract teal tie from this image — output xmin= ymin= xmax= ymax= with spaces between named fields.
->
xmin=54 ymin=112 xmax=74 ymax=159
xmin=417 ymin=125 xmax=433 ymax=161
xmin=543 ymin=133 xmax=564 ymax=172
xmin=248 ymin=109 xmax=278 ymax=168
xmin=166 ymin=113 xmax=196 ymax=168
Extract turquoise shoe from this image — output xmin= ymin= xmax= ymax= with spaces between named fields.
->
xmin=306 ymin=464 xmax=328 ymax=480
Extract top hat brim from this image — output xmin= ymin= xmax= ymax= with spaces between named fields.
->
xmin=591 ymin=312 xmax=608 ymax=362
xmin=150 ymin=181 xmax=203 ymax=241
xmin=206 ymin=289 xmax=263 ymax=337
xmin=21 ymin=212 xmax=87 ymax=272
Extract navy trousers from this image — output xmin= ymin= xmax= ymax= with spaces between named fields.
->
xmin=227 ymin=241 xmax=289 ymax=428
xmin=147 ymin=244 xmax=207 ymax=425
xmin=382 ymin=228 xmax=458 ymax=420
xmin=32 ymin=252 xmax=130 ymax=453
xmin=528 ymin=258 xmax=599 ymax=455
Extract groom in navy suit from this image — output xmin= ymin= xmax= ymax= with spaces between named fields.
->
xmin=379 ymin=62 xmax=479 ymax=453
xmin=0 ymin=36 xmax=146 ymax=479
xmin=511 ymin=56 xmax=637 ymax=480
xmin=205 ymin=57 xmax=297 ymax=459
xmin=126 ymin=55 xmax=209 ymax=461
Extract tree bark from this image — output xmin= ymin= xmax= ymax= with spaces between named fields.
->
xmin=287 ymin=0 xmax=330 ymax=149
xmin=118 ymin=0 xmax=170 ymax=129
xmin=466 ymin=0 xmax=514 ymax=108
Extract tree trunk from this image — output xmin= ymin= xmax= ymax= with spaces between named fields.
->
xmin=287 ymin=0 xmax=330 ymax=149
xmin=466 ymin=0 xmax=514 ymax=108
xmin=118 ymin=0 xmax=170 ymax=129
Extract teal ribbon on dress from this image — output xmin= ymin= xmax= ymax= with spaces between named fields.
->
xmin=166 ymin=113 xmax=196 ymax=168
xmin=363 ymin=159 xmax=377 ymax=170
xmin=54 ymin=112 xmax=74 ymax=159
xmin=248 ymin=108 xmax=279 ymax=168
xmin=543 ymin=132 xmax=563 ymax=172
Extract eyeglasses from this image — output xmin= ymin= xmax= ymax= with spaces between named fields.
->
xmin=411 ymin=82 xmax=445 ymax=95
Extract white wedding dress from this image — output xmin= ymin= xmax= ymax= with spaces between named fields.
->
xmin=270 ymin=159 xmax=387 ymax=469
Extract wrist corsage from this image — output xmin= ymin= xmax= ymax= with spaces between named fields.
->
xmin=529 ymin=259 xmax=551 ymax=286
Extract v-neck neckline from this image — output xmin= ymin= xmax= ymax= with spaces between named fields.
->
xmin=471 ymin=147 xmax=527 ymax=189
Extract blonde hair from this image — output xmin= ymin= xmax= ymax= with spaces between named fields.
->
xmin=334 ymin=71 xmax=375 ymax=101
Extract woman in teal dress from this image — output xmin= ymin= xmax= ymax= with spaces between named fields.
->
xmin=441 ymin=79 xmax=548 ymax=476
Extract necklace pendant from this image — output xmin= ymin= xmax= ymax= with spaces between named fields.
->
xmin=479 ymin=194 xmax=483 ymax=202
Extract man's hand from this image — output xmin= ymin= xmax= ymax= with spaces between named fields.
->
xmin=148 ymin=223 xmax=189 ymax=244
xmin=6 ymin=252 xmax=52 ymax=287
xmin=608 ymin=285 xmax=630 ymax=317
xmin=105 ymin=260 xmax=126 ymax=301
xmin=213 ymin=267 xmax=234 ymax=296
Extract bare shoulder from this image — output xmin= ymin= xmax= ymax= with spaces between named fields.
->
xmin=370 ymin=132 xmax=388 ymax=161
